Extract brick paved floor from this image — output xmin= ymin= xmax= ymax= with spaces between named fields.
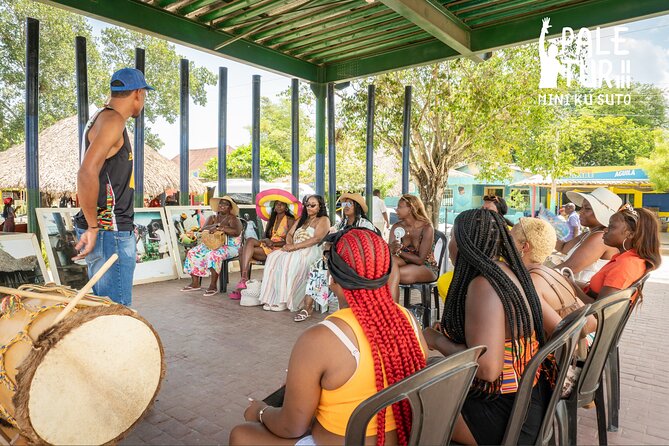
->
xmin=120 ymin=270 xmax=669 ymax=445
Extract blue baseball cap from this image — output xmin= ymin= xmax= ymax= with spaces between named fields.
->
xmin=110 ymin=68 xmax=155 ymax=92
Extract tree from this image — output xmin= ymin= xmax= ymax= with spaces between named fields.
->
xmin=257 ymin=94 xmax=314 ymax=162
xmin=0 ymin=0 xmax=217 ymax=150
xmin=337 ymin=45 xmax=569 ymax=224
xmin=638 ymin=130 xmax=669 ymax=192
xmin=199 ymin=145 xmax=290 ymax=182
xmin=561 ymin=115 xmax=654 ymax=166
xmin=99 ymin=27 xmax=216 ymax=149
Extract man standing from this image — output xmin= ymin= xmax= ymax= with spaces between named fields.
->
xmin=73 ymin=68 xmax=154 ymax=305
xmin=563 ymin=202 xmax=581 ymax=241
xmin=372 ymin=189 xmax=390 ymax=236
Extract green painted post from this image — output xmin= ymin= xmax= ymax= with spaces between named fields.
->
xmin=311 ymin=82 xmax=326 ymax=198
xmin=25 ymin=18 xmax=40 ymax=236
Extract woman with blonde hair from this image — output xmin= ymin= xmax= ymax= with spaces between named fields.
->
xmin=388 ymin=195 xmax=438 ymax=289
xmin=511 ymin=217 xmax=595 ymax=333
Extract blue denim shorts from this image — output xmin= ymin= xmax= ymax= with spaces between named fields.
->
xmin=75 ymin=228 xmax=136 ymax=306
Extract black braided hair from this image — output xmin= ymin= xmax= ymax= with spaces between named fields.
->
xmin=442 ymin=209 xmax=545 ymax=395
xmin=264 ymin=201 xmax=295 ymax=239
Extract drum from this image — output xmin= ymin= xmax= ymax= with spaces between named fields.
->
xmin=0 ymin=284 xmax=165 ymax=445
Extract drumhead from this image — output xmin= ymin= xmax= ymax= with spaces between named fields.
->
xmin=13 ymin=306 xmax=164 ymax=445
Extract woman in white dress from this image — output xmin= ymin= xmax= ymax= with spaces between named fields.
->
xmin=259 ymin=195 xmax=330 ymax=312
xmin=552 ymin=188 xmax=621 ymax=281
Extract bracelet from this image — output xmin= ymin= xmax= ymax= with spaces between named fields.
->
xmin=88 ymin=226 xmax=99 ymax=230
xmin=258 ymin=405 xmax=270 ymax=425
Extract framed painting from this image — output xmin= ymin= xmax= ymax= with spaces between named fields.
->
xmin=164 ymin=206 xmax=215 ymax=279
xmin=35 ymin=207 xmax=88 ymax=289
xmin=0 ymin=233 xmax=49 ymax=288
xmin=133 ymin=208 xmax=178 ymax=284
xmin=36 ymin=207 xmax=178 ymax=287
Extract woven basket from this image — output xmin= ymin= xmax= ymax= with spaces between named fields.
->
xmin=201 ymin=230 xmax=227 ymax=250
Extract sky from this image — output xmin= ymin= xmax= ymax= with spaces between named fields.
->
xmin=85 ymin=12 xmax=669 ymax=160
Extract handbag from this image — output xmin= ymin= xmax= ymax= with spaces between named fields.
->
xmin=201 ymin=230 xmax=227 ymax=250
xmin=240 ymin=280 xmax=262 ymax=299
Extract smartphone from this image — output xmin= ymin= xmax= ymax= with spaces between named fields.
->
xmin=262 ymin=385 xmax=286 ymax=407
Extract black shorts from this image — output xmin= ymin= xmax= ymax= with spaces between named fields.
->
xmin=461 ymin=377 xmax=550 ymax=445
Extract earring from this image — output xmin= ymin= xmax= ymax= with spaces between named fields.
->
xmin=622 ymin=239 xmax=628 ymax=252
xmin=520 ymin=251 xmax=524 ymax=258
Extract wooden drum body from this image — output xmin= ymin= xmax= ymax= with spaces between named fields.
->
xmin=0 ymin=290 xmax=164 ymax=445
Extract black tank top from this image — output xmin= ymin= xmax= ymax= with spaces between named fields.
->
xmin=75 ymin=107 xmax=135 ymax=231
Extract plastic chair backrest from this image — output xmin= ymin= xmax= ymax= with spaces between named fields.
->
xmin=344 ymin=346 xmax=485 ymax=446
xmin=433 ymin=229 xmax=448 ymax=276
xmin=578 ymin=290 xmax=634 ymax=401
xmin=502 ymin=305 xmax=589 ymax=445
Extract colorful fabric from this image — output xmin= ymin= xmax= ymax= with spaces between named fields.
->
xmin=259 ymin=226 xmax=322 ymax=311
xmin=466 ymin=333 xmax=540 ymax=396
xmin=584 ymin=249 xmax=646 ymax=299
xmin=183 ymin=234 xmax=242 ymax=277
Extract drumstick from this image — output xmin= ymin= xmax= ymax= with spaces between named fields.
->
xmin=52 ymin=254 xmax=119 ymax=326
xmin=0 ymin=287 xmax=106 ymax=307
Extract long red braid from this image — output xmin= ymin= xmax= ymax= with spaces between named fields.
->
xmin=335 ymin=229 xmax=426 ymax=446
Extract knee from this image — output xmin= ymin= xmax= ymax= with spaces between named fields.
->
xmin=229 ymin=424 xmax=250 ymax=446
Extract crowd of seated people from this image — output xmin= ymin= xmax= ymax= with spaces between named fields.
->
xmin=176 ymin=185 xmax=661 ymax=445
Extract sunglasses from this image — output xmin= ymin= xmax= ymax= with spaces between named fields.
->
xmin=618 ymin=203 xmax=639 ymax=221
xmin=483 ymin=195 xmax=500 ymax=203
xmin=306 ymin=203 xmax=319 ymax=209
xmin=340 ymin=201 xmax=353 ymax=208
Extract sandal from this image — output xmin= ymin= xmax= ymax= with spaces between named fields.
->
xmin=263 ymin=303 xmax=271 ymax=311
xmin=203 ymin=289 xmax=218 ymax=297
xmin=294 ymin=309 xmax=311 ymax=322
xmin=228 ymin=290 xmax=242 ymax=300
xmin=235 ymin=278 xmax=248 ymax=290
xmin=270 ymin=303 xmax=287 ymax=312
xmin=180 ymin=285 xmax=202 ymax=292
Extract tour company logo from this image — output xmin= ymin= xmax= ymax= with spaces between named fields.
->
xmin=538 ymin=17 xmax=632 ymax=106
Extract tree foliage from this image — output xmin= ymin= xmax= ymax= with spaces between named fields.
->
xmin=337 ymin=45 xmax=568 ymax=224
xmin=199 ymin=145 xmax=290 ymax=182
xmin=0 ymin=0 xmax=216 ymax=151
xmin=561 ymin=115 xmax=654 ymax=166
xmin=638 ymin=130 xmax=669 ymax=192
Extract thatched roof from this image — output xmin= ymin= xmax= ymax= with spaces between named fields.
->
xmin=0 ymin=115 xmax=206 ymax=196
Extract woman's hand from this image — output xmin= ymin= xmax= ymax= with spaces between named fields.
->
xmin=389 ymin=240 xmax=402 ymax=255
xmin=262 ymin=239 xmax=274 ymax=248
xmin=282 ymin=243 xmax=295 ymax=252
xmin=244 ymin=399 xmax=266 ymax=422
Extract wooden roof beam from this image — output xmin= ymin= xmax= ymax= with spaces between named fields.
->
xmin=378 ymin=0 xmax=483 ymax=62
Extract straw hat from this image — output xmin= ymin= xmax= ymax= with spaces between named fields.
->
xmin=566 ymin=187 xmax=622 ymax=227
xmin=338 ymin=192 xmax=368 ymax=214
xmin=210 ymin=196 xmax=239 ymax=216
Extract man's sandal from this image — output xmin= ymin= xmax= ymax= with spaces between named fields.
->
xmin=203 ymin=289 xmax=218 ymax=297
xmin=294 ymin=309 xmax=311 ymax=322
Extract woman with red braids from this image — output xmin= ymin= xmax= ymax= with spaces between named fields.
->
xmin=230 ymin=228 xmax=427 ymax=446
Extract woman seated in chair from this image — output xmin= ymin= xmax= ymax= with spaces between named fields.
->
xmin=294 ymin=193 xmax=377 ymax=322
xmin=423 ymin=209 xmax=557 ymax=446
xmin=230 ymin=200 xmax=296 ymax=299
xmin=481 ymin=194 xmax=514 ymax=227
xmin=569 ymin=205 xmax=661 ymax=304
xmin=552 ymin=188 xmax=621 ymax=281
xmin=258 ymin=195 xmax=330 ymax=312
xmin=181 ymin=196 xmax=243 ymax=296
xmin=388 ymin=195 xmax=438 ymax=292
xmin=511 ymin=217 xmax=596 ymax=334
xmin=230 ymin=228 xmax=428 ymax=446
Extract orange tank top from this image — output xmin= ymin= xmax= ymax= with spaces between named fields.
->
xmin=315 ymin=306 xmax=426 ymax=436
